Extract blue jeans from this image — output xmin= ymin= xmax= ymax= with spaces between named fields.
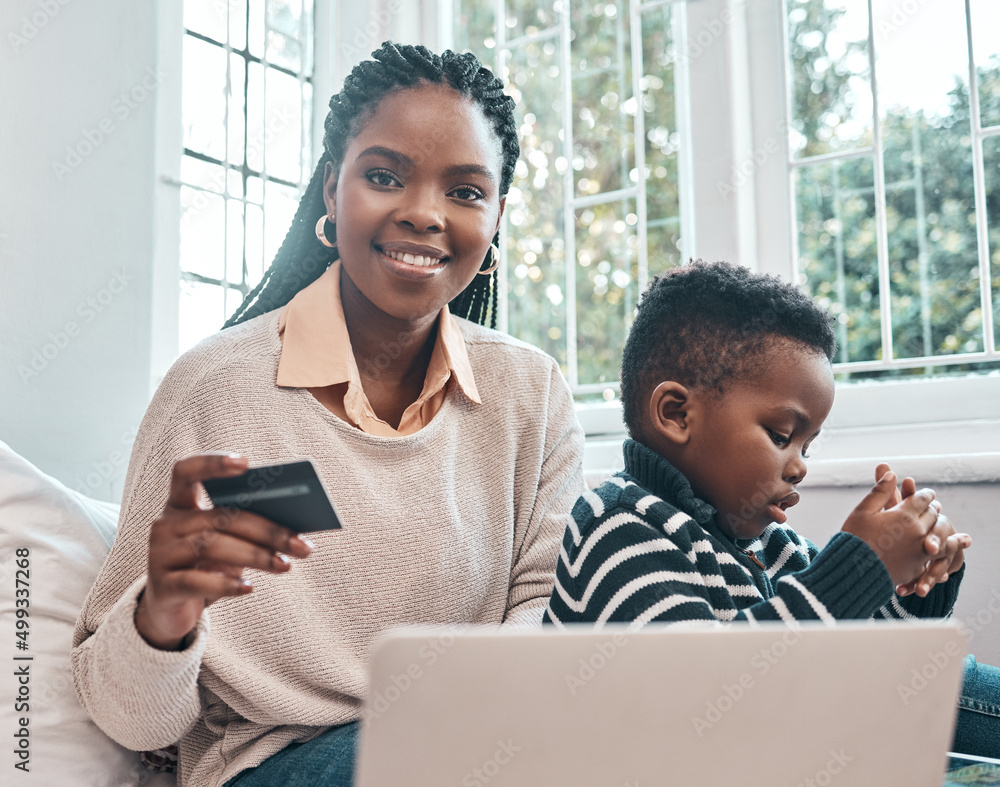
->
xmin=953 ymin=655 xmax=1000 ymax=759
xmin=224 ymin=722 xmax=358 ymax=787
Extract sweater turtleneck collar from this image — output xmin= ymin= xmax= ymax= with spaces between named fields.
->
xmin=621 ymin=439 xmax=717 ymax=527
xmin=621 ymin=439 xmax=764 ymax=550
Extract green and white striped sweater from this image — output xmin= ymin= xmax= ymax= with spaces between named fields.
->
xmin=544 ymin=439 xmax=961 ymax=629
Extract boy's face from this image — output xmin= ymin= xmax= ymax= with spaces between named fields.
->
xmin=679 ymin=342 xmax=835 ymax=540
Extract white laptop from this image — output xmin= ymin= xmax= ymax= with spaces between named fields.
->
xmin=355 ymin=622 xmax=967 ymax=787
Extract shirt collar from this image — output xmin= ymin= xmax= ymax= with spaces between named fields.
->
xmin=275 ymin=260 xmax=481 ymax=404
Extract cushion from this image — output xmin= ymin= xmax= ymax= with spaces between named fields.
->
xmin=0 ymin=440 xmax=176 ymax=786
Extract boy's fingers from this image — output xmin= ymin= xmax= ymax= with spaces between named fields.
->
xmin=900 ymin=477 xmax=917 ymax=499
xmin=875 ymin=463 xmax=902 ymax=509
xmin=167 ymin=453 xmax=248 ymax=509
xmin=855 ymin=471 xmax=898 ymax=514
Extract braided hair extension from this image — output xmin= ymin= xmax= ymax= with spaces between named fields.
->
xmin=224 ymin=42 xmax=519 ymax=329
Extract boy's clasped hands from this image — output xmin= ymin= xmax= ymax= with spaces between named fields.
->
xmin=842 ymin=461 xmax=971 ymax=599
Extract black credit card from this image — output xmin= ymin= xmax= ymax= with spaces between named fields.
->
xmin=201 ymin=459 xmax=344 ymax=533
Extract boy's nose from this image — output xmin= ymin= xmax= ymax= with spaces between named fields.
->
xmin=783 ymin=453 xmax=807 ymax=485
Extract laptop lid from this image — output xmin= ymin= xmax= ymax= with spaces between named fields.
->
xmin=355 ymin=621 xmax=966 ymax=787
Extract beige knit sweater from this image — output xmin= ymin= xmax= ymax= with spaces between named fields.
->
xmin=71 ymin=310 xmax=585 ymax=787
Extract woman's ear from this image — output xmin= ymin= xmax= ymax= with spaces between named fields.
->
xmin=648 ymin=380 xmax=692 ymax=446
xmin=323 ymin=161 xmax=338 ymax=216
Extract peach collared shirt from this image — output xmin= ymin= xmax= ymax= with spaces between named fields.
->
xmin=275 ymin=261 xmax=481 ymax=437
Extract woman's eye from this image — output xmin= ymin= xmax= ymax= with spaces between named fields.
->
xmin=450 ymin=186 xmax=485 ymax=201
xmin=367 ymin=169 xmax=400 ymax=188
xmin=766 ymin=429 xmax=789 ymax=447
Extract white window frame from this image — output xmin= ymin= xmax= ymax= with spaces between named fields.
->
xmin=154 ymin=0 xmax=1000 ymax=486
xmin=441 ymin=0 xmax=1000 ymax=486
xmin=745 ymin=0 xmax=1000 ymax=486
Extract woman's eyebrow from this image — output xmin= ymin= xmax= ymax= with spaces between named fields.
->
xmin=357 ymin=145 xmax=411 ymax=166
xmin=444 ymin=163 xmax=496 ymax=184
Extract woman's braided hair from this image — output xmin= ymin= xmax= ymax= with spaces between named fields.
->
xmin=224 ymin=41 xmax=519 ymax=329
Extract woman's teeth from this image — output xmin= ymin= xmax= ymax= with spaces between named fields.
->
xmin=383 ymin=249 xmax=441 ymax=267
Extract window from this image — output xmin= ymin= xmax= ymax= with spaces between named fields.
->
xmin=176 ymin=0 xmax=316 ymax=353
xmin=449 ymin=0 xmax=687 ymax=399
xmin=785 ymin=0 xmax=1000 ymax=380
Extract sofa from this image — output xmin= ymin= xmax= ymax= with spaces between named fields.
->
xmin=0 ymin=440 xmax=176 ymax=786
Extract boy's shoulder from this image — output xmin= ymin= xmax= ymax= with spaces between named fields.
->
xmin=571 ymin=473 xmax=699 ymax=541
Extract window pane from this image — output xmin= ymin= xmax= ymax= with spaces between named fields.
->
xmin=183 ymin=36 xmax=228 ymax=160
xmin=576 ymin=199 xmax=638 ymax=385
xmin=247 ymin=61 xmax=265 ymax=173
xmin=246 ymin=202 xmax=265 ymax=285
xmin=180 ymin=156 xmax=226 ymax=194
xmin=267 ymin=32 xmax=302 ymax=72
xmin=571 ymin=0 xmax=634 ymax=196
xmin=263 ymin=181 xmax=299 ymax=264
xmin=184 ymin=0 xmax=227 ymax=41
xmin=230 ymin=0 xmax=248 ymax=51
xmin=641 ymin=3 xmax=681 ymax=274
xmin=226 ymin=200 xmax=246 ymax=286
xmin=795 ymin=157 xmax=879 ymax=364
xmin=505 ymin=0 xmax=560 ymax=41
xmin=267 ymin=0 xmax=303 ymax=39
xmin=980 ymin=136 xmax=1000 ymax=351
xmin=264 ymin=67 xmax=305 ymax=182
xmin=180 ymin=280 xmax=225 ymax=354
xmin=874 ymin=0 xmax=980 ymax=359
xmin=970 ymin=0 xmax=1000 ymax=129
xmin=454 ymin=0 xmax=496 ymax=56
xmin=505 ymin=40 xmax=567 ymax=368
xmin=248 ymin=0 xmax=265 ymax=58
xmin=180 ymin=186 xmax=225 ymax=280
xmin=785 ymin=0 xmax=871 ymax=158
xmin=228 ymin=52 xmax=247 ymax=167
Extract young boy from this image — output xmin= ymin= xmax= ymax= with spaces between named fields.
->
xmin=543 ymin=260 xmax=1000 ymax=756
xmin=544 ymin=260 xmax=968 ymax=629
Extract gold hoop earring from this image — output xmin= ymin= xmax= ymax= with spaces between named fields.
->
xmin=315 ymin=214 xmax=337 ymax=248
xmin=477 ymin=243 xmax=500 ymax=275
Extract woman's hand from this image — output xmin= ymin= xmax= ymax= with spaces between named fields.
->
xmin=134 ymin=453 xmax=313 ymax=650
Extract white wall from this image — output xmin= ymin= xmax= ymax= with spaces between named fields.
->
xmin=785 ymin=482 xmax=1000 ymax=665
xmin=0 ymin=0 xmax=175 ymax=502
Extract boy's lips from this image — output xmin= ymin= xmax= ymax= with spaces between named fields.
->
xmin=766 ymin=491 xmax=800 ymax=525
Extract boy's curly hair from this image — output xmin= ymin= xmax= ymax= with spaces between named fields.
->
xmin=620 ymin=260 xmax=837 ymax=438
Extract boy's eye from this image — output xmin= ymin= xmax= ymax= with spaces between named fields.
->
xmin=366 ymin=169 xmax=401 ymax=188
xmin=766 ymin=428 xmax=789 ymax=447
xmin=450 ymin=185 xmax=485 ymax=201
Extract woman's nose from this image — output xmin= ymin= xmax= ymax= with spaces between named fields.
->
xmin=395 ymin=189 xmax=444 ymax=232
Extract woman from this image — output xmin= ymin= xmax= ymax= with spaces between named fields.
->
xmin=72 ymin=43 xmax=585 ymax=787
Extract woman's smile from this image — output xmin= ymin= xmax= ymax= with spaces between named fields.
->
xmin=375 ymin=242 xmax=449 ymax=277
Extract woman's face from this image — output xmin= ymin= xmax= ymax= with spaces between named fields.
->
xmin=324 ymin=83 xmax=505 ymax=323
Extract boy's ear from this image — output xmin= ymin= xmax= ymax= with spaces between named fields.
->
xmin=648 ymin=381 xmax=692 ymax=446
